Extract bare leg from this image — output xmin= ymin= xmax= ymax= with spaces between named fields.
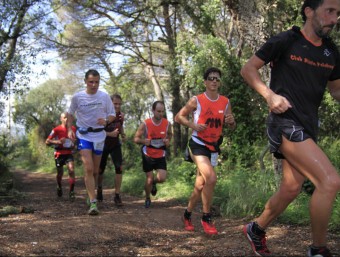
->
xmin=154 ymin=169 xmax=167 ymax=184
xmin=80 ymin=149 xmax=97 ymax=201
xmin=187 ymin=170 xmax=204 ymax=212
xmin=114 ymin=174 xmax=122 ymax=194
xmin=66 ymin=161 xmax=75 ymax=191
xmin=191 ymin=155 xmax=216 ymax=213
xmin=92 ymin=153 xmax=102 ymax=193
xmin=145 ymin=171 xmax=153 ymax=198
xmin=256 ymin=159 xmax=305 ymax=228
xmin=279 ymin=137 xmax=340 ymax=247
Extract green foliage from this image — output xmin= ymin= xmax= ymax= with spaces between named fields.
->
xmin=0 ymin=134 xmax=13 ymax=173
xmin=277 ymin=193 xmax=310 ymax=225
xmin=319 ymin=92 xmax=340 ymax=140
xmin=13 ymin=79 xmax=67 ymax=138
xmin=319 ymin=137 xmax=340 ymax=170
xmin=215 ymin=169 xmax=276 ymax=218
xmin=330 ymin=197 xmax=340 ymax=231
xmin=27 ymin=127 xmax=53 ymax=167
xmin=265 ymin=0 xmax=302 ymax=35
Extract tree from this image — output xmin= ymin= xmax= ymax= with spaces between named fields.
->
xmin=13 ymin=79 xmax=68 ymax=139
xmin=0 ymin=0 xmax=59 ymax=93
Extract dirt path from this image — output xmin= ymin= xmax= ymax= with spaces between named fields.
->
xmin=0 ymin=169 xmax=339 ymax=256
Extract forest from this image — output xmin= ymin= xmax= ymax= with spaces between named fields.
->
xmin=1 ymin=0 xmax=340 ymax=229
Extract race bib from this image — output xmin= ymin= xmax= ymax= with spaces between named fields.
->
xmin=211 ymin=152 xmax=218 ymax=167
xmin=63 ymin=138 xmax=73 ymax=148
xmin=150 ymin=139 xmax=165 ymax=148
xmin=93 ymin=141 xmax=105 ymax=151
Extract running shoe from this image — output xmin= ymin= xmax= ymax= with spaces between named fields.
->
xmin=243 ymin=222 xmax=271 ymax=256
xmin=201 ymin=219 xmax=218 ymax=235
xmin=114 ymin=194 xmax=123 ymax=207
xmin=69 ymin=191 xmax=75 ymax=201
xmin=151 ymin=182 xmax=157 ymax=196
xmin=183 ymin=216 xmax=194 ymax=231
xmin=57 ymin=187 xmax=63 ymax=197
xmin=97 ymin=188 xmax=103 ymax=202
xmin=145 ymin=198 xmax=151 ymax=208
xmin=307 ymin=245 xmax=332 ymax=257
xmin=88 ymin=202 xmax=99 ymax=215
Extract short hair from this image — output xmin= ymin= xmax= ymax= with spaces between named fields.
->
xmin=85 ymin=69 xmax=100 ymax=79
xmin=111 ymin=94 xmax=122 ymax=101
xmin=203 ymin=67 xmax=222 ymax=80
xmin=152 ymin=100 xmax=165 ymax=111
xmin=301 ymin=0 xmax=324 ymax=22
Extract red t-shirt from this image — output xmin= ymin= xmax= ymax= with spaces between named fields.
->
xmin=47 ymin=125 xmax=76 ymax=157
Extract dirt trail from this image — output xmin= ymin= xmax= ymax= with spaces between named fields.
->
xmin=0 ymin=169 xmax=339 ymax=256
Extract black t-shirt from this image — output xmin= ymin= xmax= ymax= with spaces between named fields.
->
xmin=104 ymin=111 xmax=124 ymax=148
xmin=256 ymin=28 xmax=340 ymax=138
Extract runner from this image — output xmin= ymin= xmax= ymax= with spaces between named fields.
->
xmin=134 ymin=101 xmax=172 ymax=208
xmin=67 ymin=69 xmax=116 ymax=215
xmin=175 ymin=67 xmax=236 ymax=235
xmin=97 ymin=94 xmax=126 ymax=206
xmin=240 ymin=0 xmax=340 ymax=255
xmin=45 ymin=112 xmax=77 ymax=200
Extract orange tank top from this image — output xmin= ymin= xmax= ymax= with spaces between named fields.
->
xmin=192 ymin=93 xmax=229 ymax=151
xmin=143 ymin=118 xmax=170 ymax=158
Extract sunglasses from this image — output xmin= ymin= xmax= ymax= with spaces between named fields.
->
xmin=207 ymin=76 xmax=221 ymax=82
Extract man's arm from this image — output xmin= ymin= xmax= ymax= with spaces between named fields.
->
xmin=134 ymin=122 xmax=150 ymax=146
xmin=164 ymin=122 xmax=173 ymax=147
xmin=45 ymin=131 xmax=57 ymax=146
xmin=328 ymin=79 xmax=340 ymax=102
xmin=175 ymin=97 xmax=207 ymax=132
xmin=240 ymin=55 xmax=292 ymax=114
xmin=224 ymin=103 xmax=236 ymax=130
xmin=66 ymin=112 xmax=76 ymax=141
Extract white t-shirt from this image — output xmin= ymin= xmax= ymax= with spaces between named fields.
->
xmin=68 ymin=90 xmax=116 ymax=142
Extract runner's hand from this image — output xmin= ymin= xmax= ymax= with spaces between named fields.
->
xmin=267 ymin=92 xmax=292 ymax=114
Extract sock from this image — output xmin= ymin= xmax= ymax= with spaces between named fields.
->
xmin=252 ymin=221 xmax=265 ymax=235
xmin=184 ymin=209 xmax=192 ymax=219
xmin=310 ymin=245 xmax=327 ymax=252
xmin=202 ymin=212 xmax=212 ymax=222
xmin=69 ymin=178 xmax=75 ymax=192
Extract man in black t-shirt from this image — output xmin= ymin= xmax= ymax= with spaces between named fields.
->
xmin=97 ymin=94 xmax=126 ymax=206
xmin=241 ymin=0 xmax=340 ymax=256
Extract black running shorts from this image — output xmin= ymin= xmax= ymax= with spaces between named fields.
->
xmin=142 ymin=151 xmax=167 ymax=172
xmin=266 ymin=113 xmax=313 ymax=159
xmin=188 ymin=138 xmax=212 ymax=159
xmin=55 ymin=154 xmax=74 ymax=167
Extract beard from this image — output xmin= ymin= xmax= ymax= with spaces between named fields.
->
xmin=315 ymin=26 xmax=334 ymax=38
xmin=313 ymin=17 xmax=334 ymax=39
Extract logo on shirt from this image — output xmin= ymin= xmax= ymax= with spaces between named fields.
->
xmin=205 ymin=108 xmax=214 ymax=116
xmin=324 ymin=49 xmax=331 ymax=57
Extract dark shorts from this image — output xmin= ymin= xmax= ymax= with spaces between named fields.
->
xmin=266 ymin=113 xmax=312 ymax=159
xmin=55 ymin=154 xmax=74 ymax=168
xmin=142 ymin=151 xmax=167 ymax=173
xmin=99 ymin=144 xmax=123 ymax=173
xmin=188 ymin=138 xmax=213 ymax=159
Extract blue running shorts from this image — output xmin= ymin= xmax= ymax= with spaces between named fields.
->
xmin=77 ymin=138 xmax=105 ymax=155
